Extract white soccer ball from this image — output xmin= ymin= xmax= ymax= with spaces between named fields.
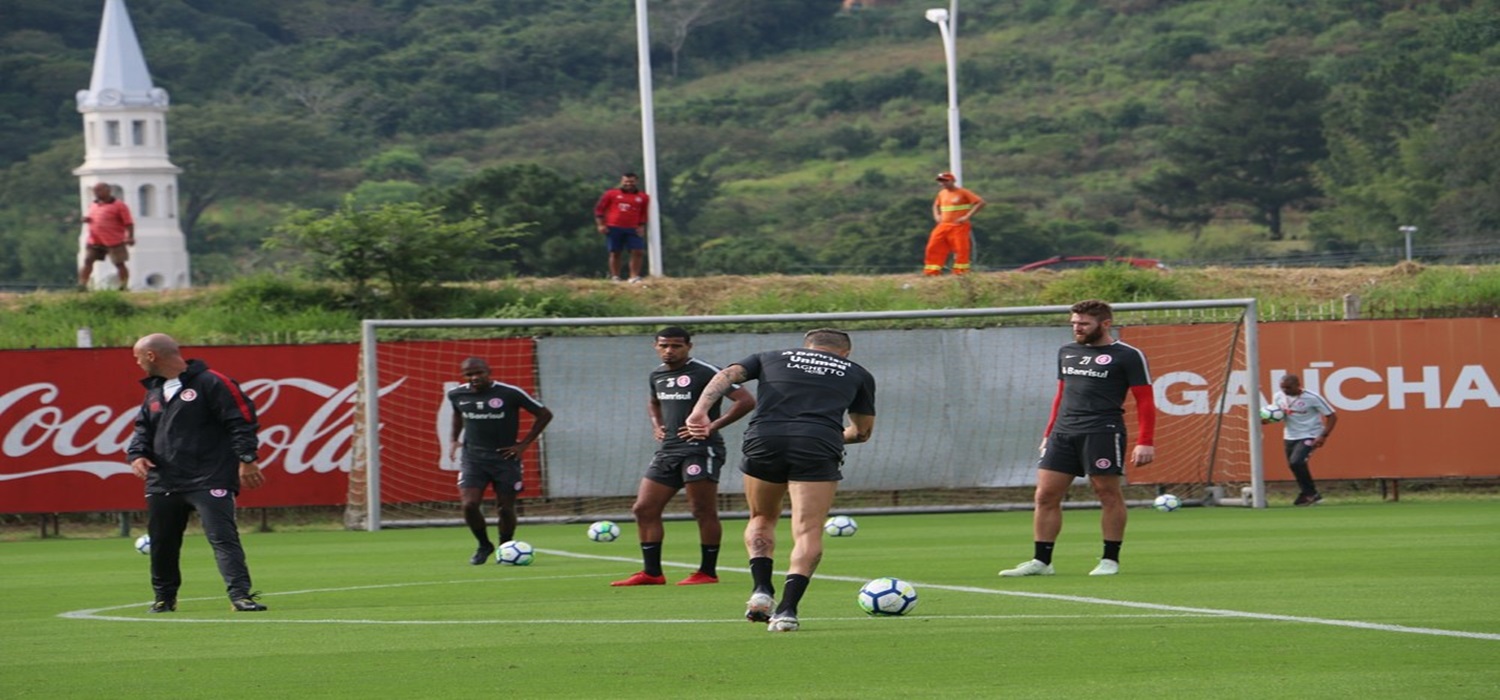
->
xmin=134 ymin=534 xmax=151 ymax=555
xmin=1153 ymin=493 xmax=1182 ymax=512
xmin=495 ymin=540 xmax=535 ymax=566
xmin=1260 ymin=405 xmax=1286 ymax=422
xmin=857 ymin=577 xmax=919 ymax=616
xmin=587 ymin=520 xmax=620 ymax=542
xmin=823 ymin=515 xmax=858 ymax=537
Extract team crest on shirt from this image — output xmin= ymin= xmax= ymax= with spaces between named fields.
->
xmin=1094 ymin=355 xmax=1113 ymax=365
xmin=180 ymin=389 xmax=198 ymax=402
xmin=488 ymin=398 xmax=505 ymax=409
xmin=676 ymin=375 xmax=692 ymax=387
xmin=686 ymin=463 xmax=703 ymax=476
xmin=1094 ymin=458 xmax=1112 ymax=469
xmin=210 ymin=489 xmax=228 ymax=497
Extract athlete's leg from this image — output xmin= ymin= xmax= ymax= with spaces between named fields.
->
xmin=786 ymin=480 xmax=837 ymax=577
xmin=460 ymin=485 xmax=491 ymax=546
xmin=630 ymin=478 xmax=677 ymax=544
xmin=189 ymin=489 xmax=253 ymax=599
xmin=1090 ymin=473 xmax=1127 ymax=542
xmin=495 ymin=489 xmax=519 ymax=543
xmin=1033 ymin=468 xmax=1074 ymax=542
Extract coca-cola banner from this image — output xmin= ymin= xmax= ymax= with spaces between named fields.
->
xmin=1 ymin=344 xmax=361 ymax=513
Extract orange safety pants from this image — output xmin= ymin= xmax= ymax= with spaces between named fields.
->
xmin=923 ymin=222 xmax=972 ymax=275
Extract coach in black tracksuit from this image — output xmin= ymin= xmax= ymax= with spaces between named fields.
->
xmin=127 ymin=333 xmax=268 ymax=613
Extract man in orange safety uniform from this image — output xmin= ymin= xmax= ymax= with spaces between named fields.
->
xmin=923 ymin=172 xmax=985 ymax=276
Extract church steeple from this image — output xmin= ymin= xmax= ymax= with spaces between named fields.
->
xmin=73 ymin=0 xmax=190 ymax=291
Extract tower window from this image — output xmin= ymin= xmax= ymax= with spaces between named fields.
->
xmin=105 ymin=120 xmax=121 ymax=146
xmin=138 ymin=185 xmax=155 ymax=217
xmin=132 ymin=120 xmax=146 ymax=146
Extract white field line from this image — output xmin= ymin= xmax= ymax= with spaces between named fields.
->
xmin=57 ymin=547 xmax=1500 ymax=641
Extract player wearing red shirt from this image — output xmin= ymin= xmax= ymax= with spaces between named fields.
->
xmin=594 ymin=173 xmax=650 ymax=282
xmin=79 ymin=182 xmax=136 ymax=290
xmin=924 ymin=172 xmax=985 ymax=276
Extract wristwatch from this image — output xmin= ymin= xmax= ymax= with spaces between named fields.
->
xmin=239 ymin=453 xmax=258 ymax=464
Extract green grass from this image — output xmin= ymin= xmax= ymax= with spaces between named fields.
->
xmin=4 ymin=502 xmax=1498 ymax=698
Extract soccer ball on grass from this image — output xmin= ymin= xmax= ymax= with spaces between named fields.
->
xmin=587 ymin=520 xmax=620 ymax=542
xmin=857 ymin=577 xmax=918 ymax=616
xmin=134 ymin=534 xmax=151 ymax=555
xmin=823 ymin=515 xmax=858 ymax=537
xmin=495 ymin=540 xmax=535 ymax=565
xmin=1260 ymin=405 xmax=1286 ymax=422
xmin=1152 ymin=493 xmax=1182 ymax=512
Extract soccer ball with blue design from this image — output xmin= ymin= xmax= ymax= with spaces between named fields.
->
xmin=133 ymin=534 xmax=151 ymax=555
xmin=1260 ymin=405 xmax=1286 ymax=422
xmin=495 ymin=540 xmax=535 ymax=565
xmin=1153 ymin=493 xmax=1182 ymax=512
xmin=823 ymin=515 xmax=858 ymax=537
xmin=857 ymin=577 xmax=918 ymax=616
xmin=587 ymin=520 xmax=620 ymax=542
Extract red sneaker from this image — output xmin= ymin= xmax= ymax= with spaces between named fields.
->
xmin=676 ymin=571 xmax=719 ymax=586
xmin=610 ymin=571 xmax=666 ymax=587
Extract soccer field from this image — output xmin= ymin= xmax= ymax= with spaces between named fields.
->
xmin=4 ymin=501 xmax=1498 ymax=699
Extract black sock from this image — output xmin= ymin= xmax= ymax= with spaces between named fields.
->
xmin=641 ymin=542 xmax=663 ymax=577
xmin=1034 ymin=541 xmax=1056 ymax=565
xmin=471 ymin=527 xmax=492 ymax=548
xmin=1103 ymin=540 xmax=1122 ymax=562
xmin=749 ymin=557 xmax=775 ymax=596
xmin=776 ymin=574 xmax=810 ymax=617
xmin=699 ymin=545 xmax=719 ymax=578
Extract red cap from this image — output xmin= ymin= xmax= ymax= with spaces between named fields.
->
xmin=935 ymin=172 xmax=956 ymax=181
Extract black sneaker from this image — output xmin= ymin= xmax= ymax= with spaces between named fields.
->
xmin=470 ymin=544 xmax=495 ymax=565
xmin=1310 ymin=493 xmax=1323 ymax=505
xmin=230 ymin=593 xmax=268 ymax=612
xmin=1293 ymin=493 xmax=1313 ymax=506
xmin=148 ymin=599 xmax=176 ymax=613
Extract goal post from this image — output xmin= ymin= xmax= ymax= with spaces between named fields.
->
xmin=349 ymin=299 xmax=1264 ymax=531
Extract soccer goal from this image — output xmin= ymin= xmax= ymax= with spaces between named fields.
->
xmin=347 ymin=299 xmax=1266 ymax=531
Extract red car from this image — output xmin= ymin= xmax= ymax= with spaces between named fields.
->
xmin=1015 ymin=255 xmax=1168 ymax=272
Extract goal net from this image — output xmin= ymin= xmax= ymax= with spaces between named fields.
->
xmin=347 ymin=300 xmax=1264 ymax=530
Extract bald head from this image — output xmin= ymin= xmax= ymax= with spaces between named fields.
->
xmin=133 ymin=333 xmax=186 ymax=378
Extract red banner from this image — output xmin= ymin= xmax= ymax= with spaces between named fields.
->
xmin=0 ymin=344 xmax=360 ymax=512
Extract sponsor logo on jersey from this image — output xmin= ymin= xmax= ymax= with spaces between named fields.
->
xmin=1063 ymin=366 xmax=1110 ymax=378
xmin=657 ymin=391 xmax=693 ymax=400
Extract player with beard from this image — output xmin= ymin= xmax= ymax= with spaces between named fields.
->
xmin=447 ymin=357 xmax=553 ymax=565
xmin=999 ymin=299 xmax=1156 ymax=578
xmin=612 ymin=327 xmax=755 ymax=587
xmin=594 ymin=172 xmax=650 ymax=283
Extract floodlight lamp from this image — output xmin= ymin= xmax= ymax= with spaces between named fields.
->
xmin=925 ymin=8 xmax=949 ymax=24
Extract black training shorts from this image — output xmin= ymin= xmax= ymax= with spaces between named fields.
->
xmin=739 ymin=435 xmax=844 ymax=484
xmin=1039 ymin=431 xmax=1126 ymax=477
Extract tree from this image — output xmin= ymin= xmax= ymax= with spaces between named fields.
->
xmin=652 ymin=0 xmax=741 ymax=78
xmin=425 ymin=164 xmax=601 ymax=277
xmin=1139 ymin=57 xmax=1329 ymax=239
xmin=170 ymin=103 xmax=357 ymax=239
xmin=266 ymin=196 xmax=526 ymax=315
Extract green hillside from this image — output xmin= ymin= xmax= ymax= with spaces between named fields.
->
xmin=2 ymin=0 xmax=1498 ymax=287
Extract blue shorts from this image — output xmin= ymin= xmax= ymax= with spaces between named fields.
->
xmin=605 ymin=226 xmax=645 ymax=253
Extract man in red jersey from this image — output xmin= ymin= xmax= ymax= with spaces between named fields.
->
xmin=594 ymin=172 xmax=650 ymax=283
xmin=80 ymin=182 xmax=135 ymax=291
xmin=924 ymin=172 xmax=984 ymax=276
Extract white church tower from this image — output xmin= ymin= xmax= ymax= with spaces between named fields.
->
xmin=74 ymin=0 xmax=190 ymax=290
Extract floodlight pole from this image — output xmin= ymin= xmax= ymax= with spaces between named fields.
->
xmin=925 ymin=5 xmax=962 ymax=185
xmin=635 ymin=0 xmax=663 ymax=277
xmin=1399 ymin=225 xmax=1417 ymax=262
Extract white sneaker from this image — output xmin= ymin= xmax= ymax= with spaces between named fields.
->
xmin=745 ymin=592 xmax=774 ymax=623
xmin=767 ymin=614 xmax=799 ymax=632
xmin=999 ymin=559 xmax=1055 ymax=577
xmin=628 ymin=276 xmax=643 ymax=284
xmin=1088 ymin=559 xmax=1120 ymax=576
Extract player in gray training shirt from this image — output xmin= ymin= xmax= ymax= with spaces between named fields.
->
xmin=447 ymin=357 xmax=553 ymax=565
xmin=686 ymin=328 xmax=876 ymax=633
xmin=1268 ymin=374 xmax=1338 ymax=506
xmin=612 ymin=327 xmax=755 ymax=587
